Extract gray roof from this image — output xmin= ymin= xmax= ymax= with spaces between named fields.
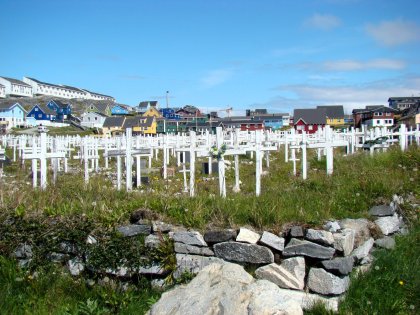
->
xmin=88 ymin=103 xmax=111 ymax=115
xmin=51 ymin=99 xmax=71 ymax=109
xmin=103 ymin=116 xmax=126 ymax=128
xmin=0 ymin=100 xmax=24 ymax=110
xmin=316 ymin=105 xmax=344 ymax=118
xmin=26 ymin=77 xmax=62 ymax=88
xmin=388 ymin=96 xmax=420 ymax=101
xmin=138 ymin=101 xmax=158 ymax=108
xmin=293 ymin=108 xmax=326 ymax=125
xmin=61 ymin=85 xmax=86 ymax=93
xmin=33 ymin=104 xmax=56 ymax=115
xmin=0 ymin=77 xmax=31 ymax=87
xmin=123 ymin=116 xmax=154 ymax=129
xmin=81 ymin=88 xmax=114 ymax=99
xmin=253 ymin=115 xmax=287 ymax=120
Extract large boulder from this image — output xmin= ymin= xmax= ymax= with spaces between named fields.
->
xmin=255 ymin=257 xmax=305 ymax=290
xmin=214 ymin=242 xmax=274 ymax=264
xmin=147 ymin=262 xmax=303 ymax=315
xmin=307 ymin=268 xmax=350 ymax=295
xmin=283 ymin=239 xmax=335 ymax=259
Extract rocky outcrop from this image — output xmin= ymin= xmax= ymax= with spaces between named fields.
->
xmin=147 ymin=262 xmax=303 ymax=315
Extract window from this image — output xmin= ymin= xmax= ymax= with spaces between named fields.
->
xmin=308 ymin=125 xmax=313 ymax=130
xmin=386 ymin=112 xmax=391 ymax=116
xmin=38 ymin=114 xmax=42 ymax=118
xmin=377 ymin=120 xmax=380 ymax=124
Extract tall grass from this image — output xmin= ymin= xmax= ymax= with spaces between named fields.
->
xmin=1 ymin=146 xmax=419 ymax=230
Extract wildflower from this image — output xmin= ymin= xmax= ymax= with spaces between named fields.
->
xmin=92 ymin=201 xmax=97 ymax=207
xmin=367 ymin=301 xmax=371 ymax=305
xmin=356 ymin=193 xmax=360 ymax=197
xmin=399 ymin=280 xmax=404 ymax=285
xmin=410 ymin=305 xmax=415 ymax=310
xmin=374 ymin=266 xmax=380 ymax=270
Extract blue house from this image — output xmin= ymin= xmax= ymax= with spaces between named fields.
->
xmin=159 ymin=108 xmax=181 ymax=120
xmin=27 ymin=104 xmax=56 ymax=122
xmin=47 ymin=99 xmax=72 ymax=121
xmin=111 ymin=104 xmax=129 ymax=115
xmin=253 ymin=114 xmax=290 ymax=131
xmin=0 ymin=101 xmax=27 ymax=130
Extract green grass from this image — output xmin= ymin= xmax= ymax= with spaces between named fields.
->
xmin=0 ymin=256 xmax=160 ymax=315
xmin=0 ymin=145 xmax=419 ymax=314
xmin=1 ymin=146 xmax=419 ymax=229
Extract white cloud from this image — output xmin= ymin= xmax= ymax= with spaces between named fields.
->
xmin=366 ymin=20 xmax=420 ymax=46
xmin=323 ymin=58 xmax=406 ymax=71
xmin=270 ymin=76 xmax=420 ymax=113
xmin=200 ymin=69 xmax=233 ymax=88
xmin=304 ymin=13 xmax=341 ymax=30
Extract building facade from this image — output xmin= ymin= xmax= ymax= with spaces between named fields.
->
xmin=0 ymin=101 xmax=27 ymax=129
xmin=0 ymin=77 xmax=32 ymax=98
xmin=81 ymin=112 xmax=108 ymax=128
xmin=0 ymin=84 xmax=6 ymax=98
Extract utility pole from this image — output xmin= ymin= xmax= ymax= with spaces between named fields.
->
xmin=166 ymin=91 xmax=169 ymax=109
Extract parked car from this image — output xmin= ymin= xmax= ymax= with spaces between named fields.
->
xmin=362 ymin=136 xmax=389 ymax=150
xmin=37 ymin=125 xmax=49 ymax=133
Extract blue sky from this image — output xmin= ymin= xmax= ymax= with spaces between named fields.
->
xmin=1 ymin=0 xmax=419 ymax=114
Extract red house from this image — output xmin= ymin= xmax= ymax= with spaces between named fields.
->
xmin=293 ymin=108 xmax=326 ymax=134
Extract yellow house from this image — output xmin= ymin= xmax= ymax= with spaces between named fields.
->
xmin=102 ymin=116 xmax=126 ymax=136
xmin=143 ymin=107 xmax=161 ymax=118
xmin=317 ymin=105 xmax=345 ymax=126
xmin=124 ymin=116 xmax=156 ymax=135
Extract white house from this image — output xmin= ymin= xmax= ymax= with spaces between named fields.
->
xmin=81 ymin=111 xmax=108 ymax=128
xmin=0 ymin=84 xmax=5 ymax=98
xmin=23 ymin=77 xmax=115 ymax=102
xmin=0 ymin=77 xmax=32 ymax=98
xmin=0 ymin=101 xmax=27 ymax=129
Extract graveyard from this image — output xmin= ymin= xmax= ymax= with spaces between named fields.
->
xmin=0 ymin=126 xmax=419 ymax=314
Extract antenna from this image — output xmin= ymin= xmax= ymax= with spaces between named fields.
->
xmin=166 ymin=91 xmax=169 ymax=109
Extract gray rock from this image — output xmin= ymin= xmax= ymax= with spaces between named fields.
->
xmin=351 ymin=238 xmax=374 ymax=262
xmin=139 ymin=264 xmax=167 ymax=276
xmin=290 ymin=226 xmax=304 ymax=238
xmin=214 ymin=242 xmax=274 ymax=264
xmin=320 ymin=257 xmax=354 ymax=275
xmin=275 ymin=288 xmax=340 ymax=312
xmin=255 ymin=257 xmax=305 ymax=290
xmin=145 ymin=234 xmax=162 ymax=249
xmin=375 ymin=214 xmax=400 ymax=235
xmin=375 ymin=237 xmax=396 ymax=250
xmin=147 ymin=262 xmax=303 ymax=315
xmin=18 ymin=259 xmax=31 ymax=268
xmin=283 ymin=239 xmax=335 ymax=259
xmin=117 ymin=224 xmax=151 ymax=237
xmin=360 ymin=254 xmax=374 ymax=265
xmin=203 ymin=229 xmax=237 ymax=244
xmin=152 ymin=221 xmax=173 ymax=233
xmin=308 ymin=268 xmax=350 ymax=295
xmin=14 ymin=244 xmax=33 ymax=259
xmin=171 ymin=231 xmax=207 ymax=247
xmin=236 ymin=227 xmax=260 ymax=244
xmin=323 ymin=221 xmax=341 ymax=233
xmin=369 ymin=205 xmax=395 ymax=217
xmin=333 ymin=228 xmax=355 ymax=256
xmin=174 ymin=254 xmax=224 ymax=279
xmin=59 ymin=241 xmax=78 ymax=254
xmin=339 ymin=218 xmax=371 ymax=247
xmin=259 ymin=231 xmax=285 ymax=251
xmin=68 ymin=258 xmax=84 ymax=276
xmin=174 ymin=242 xmax=214 ymax=256
xmin=305 ymin=229 xmax=334 ymax=246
